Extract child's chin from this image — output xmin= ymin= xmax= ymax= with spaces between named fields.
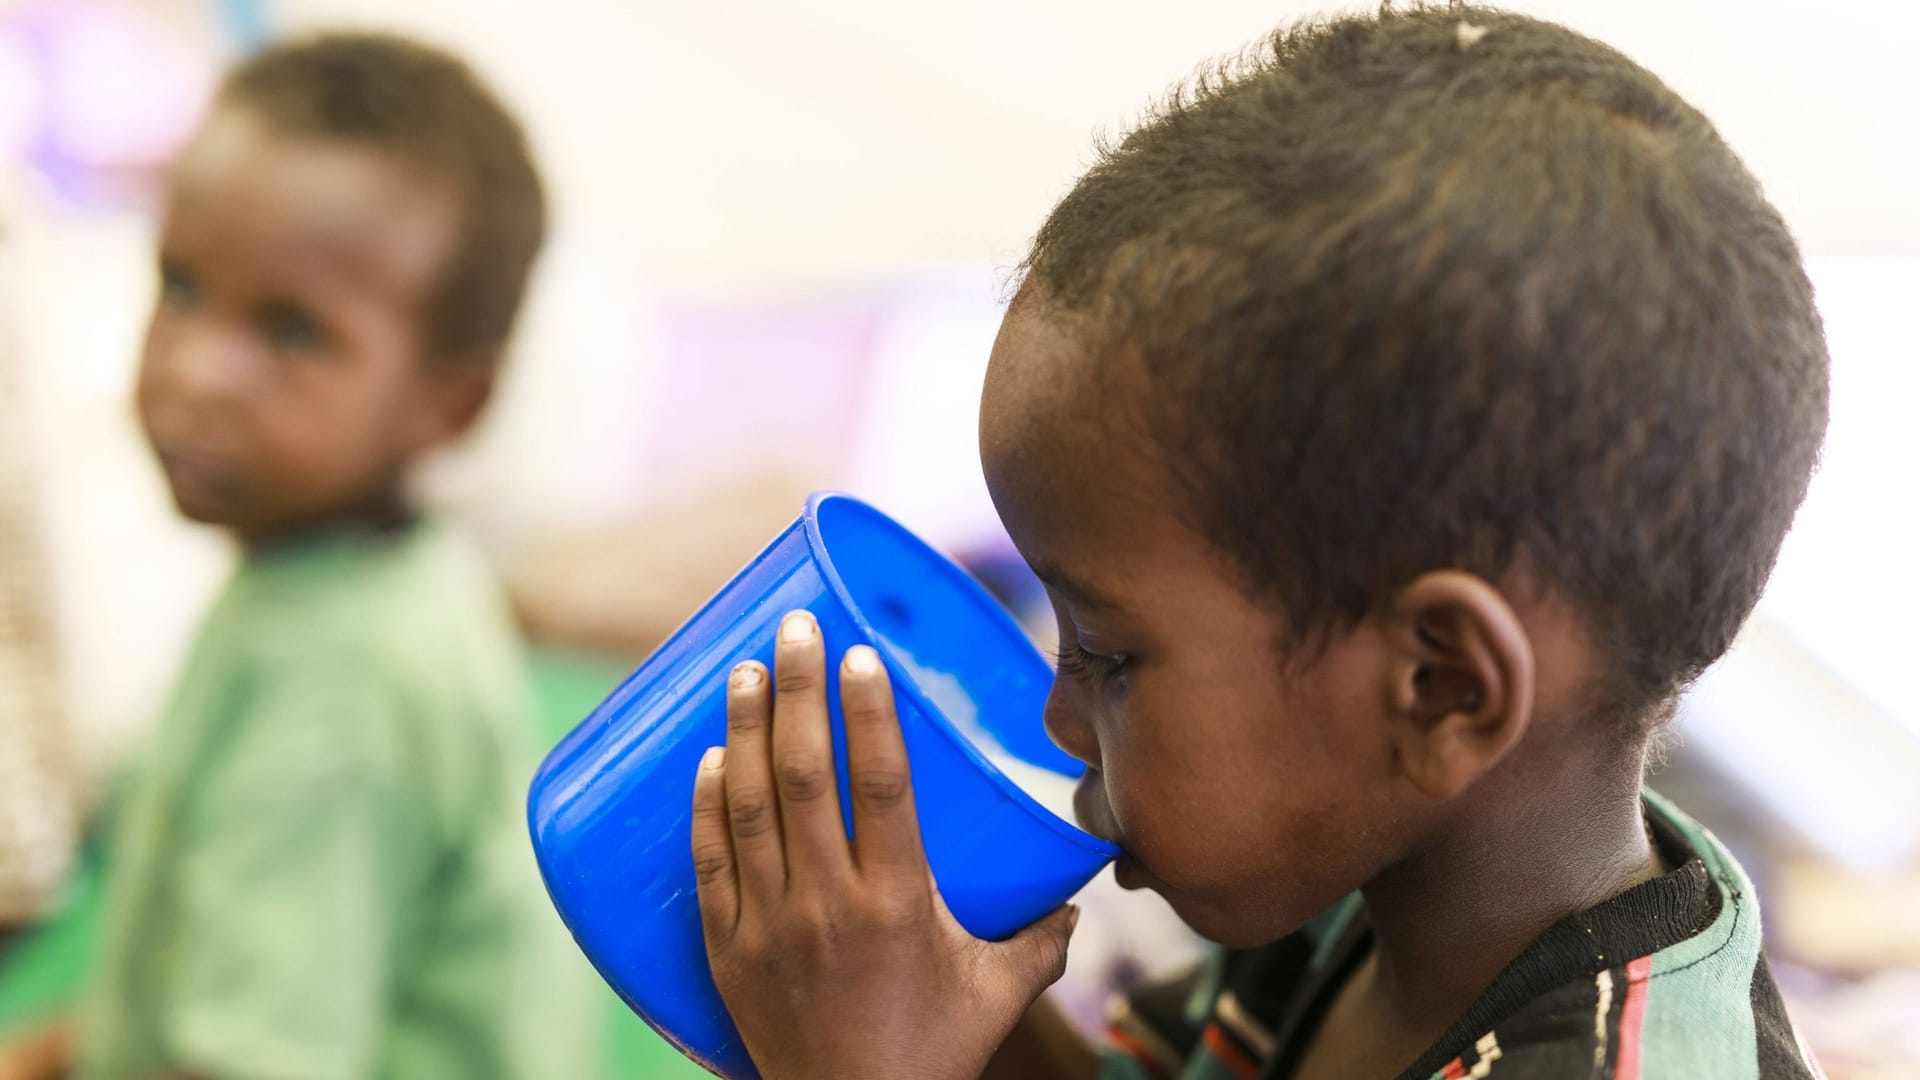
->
xmin=156 ymin=460 xmax=246 ymax=526
xmin=1172 ymin=896 xmax=1311 ymax=950
xmin=1116 ymin=864 xmax=1280 ymax=947
xmin=166 ymin=486 xmax=241 ymax=528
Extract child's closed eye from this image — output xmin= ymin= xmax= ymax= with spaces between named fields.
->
xmin=1052 ymin=640 xmax=1132 ymax=687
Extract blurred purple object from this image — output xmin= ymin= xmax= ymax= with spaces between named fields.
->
xmin=1 ymin=0 xmax=216 ymax=204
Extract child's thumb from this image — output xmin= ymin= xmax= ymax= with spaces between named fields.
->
xmin=996 ymin=903 xmax=1079 ymax=993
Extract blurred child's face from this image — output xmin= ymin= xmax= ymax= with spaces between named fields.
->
xmin=139 ymin=105 xmax=462 ymax=544
xmin=980 ymin=300 xmax=1426 ymax=948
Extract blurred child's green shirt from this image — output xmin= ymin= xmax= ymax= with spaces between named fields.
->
xmin=76 ymin=519 xmax=596 ymax=1080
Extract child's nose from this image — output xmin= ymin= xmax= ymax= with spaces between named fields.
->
xmin=158 ymin=323 xmax=253 ymax=404
xmin=1041 ymin=681 xmax=1100 ymax=770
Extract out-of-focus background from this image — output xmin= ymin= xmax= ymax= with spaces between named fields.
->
xmin=0 ymin=1 xmax=1915 ymax=1077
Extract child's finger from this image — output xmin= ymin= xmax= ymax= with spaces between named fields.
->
xmin=769 ymin=611 xmax=852 ymax=890
xmin=839 ymin=645 xmax=927 ymax=883
xmin=689 ymin=747 xmax=740 ymax=940
xmin=724 ymin=660 xmax=786 ymax=905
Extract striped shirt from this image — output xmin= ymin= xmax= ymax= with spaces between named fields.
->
xmin=1100 ymin=791 xmax=1821 ymax=1080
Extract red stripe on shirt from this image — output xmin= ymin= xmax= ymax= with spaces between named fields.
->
xmin=1202 ymin=1022 xmax=1261 ymax=1080
xmin=1104 ymin=1026 xmax=1176 ymax=1080
xmin=1441 ymin=1058 xmax=1469 ymax=1078
xmin=1616 ymin=955 xmax=1653 ymax=1080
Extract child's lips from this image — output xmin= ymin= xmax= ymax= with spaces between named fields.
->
xmin=1071 ymin=772 xmax=1123 ymax=847
xmin=1073 ymin=772 xmax=1155 ymax=890
xmin=154 ymin=442 xmax=242 ymax=507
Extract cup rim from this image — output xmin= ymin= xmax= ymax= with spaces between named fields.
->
xmin=802 ymin=490 xmax=1123 ymax=860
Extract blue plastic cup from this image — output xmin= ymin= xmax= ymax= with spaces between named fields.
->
xmin=527 ymin=492 xmax=1120 ymax=1079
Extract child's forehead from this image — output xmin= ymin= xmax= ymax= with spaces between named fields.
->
xmin=165 ymin=107 xmax=456 ymax=296
xmin=982 ymin=294 xmax=1182 ymax=492
xmin=982 ymin=298 xmax=1205 ymax=566
xmin=984 ymin=298 xmax=1118 ymax=442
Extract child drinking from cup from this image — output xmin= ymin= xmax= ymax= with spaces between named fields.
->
xmin=686 ymin=7 xmax=1826 ymax=1079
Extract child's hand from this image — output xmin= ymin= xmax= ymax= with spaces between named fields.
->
xmin=690 ymin=610 xmax=1079 ymax=1080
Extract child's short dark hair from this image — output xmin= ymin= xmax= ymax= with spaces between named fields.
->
xmin=220 ymin=33 xmax=546 ymax=363
xmin=1022 ymin=5 xmax=1828 ymax=723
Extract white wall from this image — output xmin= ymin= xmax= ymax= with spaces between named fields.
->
xmin=269 ymin=0 xmax=1920 ymax=285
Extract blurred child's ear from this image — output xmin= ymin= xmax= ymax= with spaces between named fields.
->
xmin=408 ymin=353 xmax=499 ymax=450
xmin=1380 ymin=571 xmax=1535 ymax=801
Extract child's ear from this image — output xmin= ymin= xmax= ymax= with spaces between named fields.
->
xmin=409 ymin=353 xmax=499 ymax=450
xmin=1381 ymin=570 xmax=1535 ymax=801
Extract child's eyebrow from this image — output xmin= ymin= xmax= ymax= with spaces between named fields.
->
xmin=1029 ymin=560 xmax=1123 ymax=614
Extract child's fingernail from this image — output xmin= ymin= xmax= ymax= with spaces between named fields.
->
xmin=779 ymin=610 xmax=815 ymax=643
xmin=701 ymin=746 xmax=727 ymax=771
xmin=731 ymin=663 xmax=763 ymax=688
xmin=1066 ymin=904 xmax=1081 ymax=936
xmin=844 ymin=645 xmax=880 ymax=675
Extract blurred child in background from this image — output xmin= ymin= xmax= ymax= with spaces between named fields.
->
xmin=2 ymin=32 xmax=593 ymax=1080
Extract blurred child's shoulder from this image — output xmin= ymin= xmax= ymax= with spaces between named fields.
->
xmin=215 ymin=515 xmax=531 ymax=744
xmin=233 ymin=516 xmax=514 ymax=649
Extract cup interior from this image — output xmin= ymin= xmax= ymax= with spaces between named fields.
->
xmin=808 ymin=495 xmax=1098 ymax=827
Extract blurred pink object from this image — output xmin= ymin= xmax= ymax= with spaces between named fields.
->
xmin=637 ymin=298 xmax=880 ymax=494
xmin=2 ymin=0 xmax=216 ymax=199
